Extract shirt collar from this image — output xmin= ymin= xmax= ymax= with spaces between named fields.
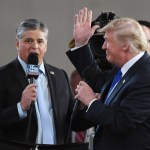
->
xmin=121 ymin=52 xmax=145 ymax=76
xmin=18 ymin=56 xmax=27 ymax=73
xmin=39 ymin=62 xmax=45 ymax=75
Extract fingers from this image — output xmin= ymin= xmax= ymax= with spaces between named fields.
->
xmin=87 ymin=9 xmax=92 ymax=24
xmin=75 ymin=81 xmax=96 ymax=106
xmin=27 ymin=84 xmax=37 ymax=99
xmin=74 ymin=7 xmax=92 ymax=25
xmin=74 ymin=14 xmax=79 ymax=25
xmin=74 ymin=9 xmax=84 ymax=26
xmin=21 ymin=84 xmax=37 ymax=111
xmin=75 ymin=81 xmax=86 ymax=93
xmin=92 ymin=25 xmax=100 ymax=34
xmin=78 ymin=9 xmax=83 ymax=23
xmin=82 ymin=7 xmax=88 ymax=23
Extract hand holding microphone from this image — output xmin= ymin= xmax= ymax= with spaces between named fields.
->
xmin=20 ymin=53 xmax=39 ymax=111
xmin=20 ymin=84 xmax=37 ymax=111
xmin=75 ymin=81 xmax=98 ymax=106
xmin=66 ymin=66 xmax=99 ymax=143
xmin=75 ymin=66 xmax=99 ymax=106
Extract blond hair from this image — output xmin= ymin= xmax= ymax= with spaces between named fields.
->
xmin=98 ymin=17 xmax=147 ymax=53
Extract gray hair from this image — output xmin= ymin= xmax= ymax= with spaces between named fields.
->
xmin=16 ymin=19 xmax=49 ymax=40
xmin=98 ymin=17 xmax=148 ymax=53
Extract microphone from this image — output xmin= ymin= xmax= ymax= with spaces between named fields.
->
xmin=25 ymin=52 xmax=39 ymax=142
xmin=66 ymin=66 xmax=97 ymax=143
xmin=26 ymin=53 xmax=39 ymax=84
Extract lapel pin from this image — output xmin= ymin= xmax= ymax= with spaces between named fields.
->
xmin=123 ymin=79 xmax=125 ymax=83
xmin=50 ymin=71 xmax=55 ymax=75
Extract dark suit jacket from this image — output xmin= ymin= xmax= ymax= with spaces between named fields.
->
xmin=0 ymin=58 xmax=74 ymax=144
xmin=66 ymin=45 xmax=150 ymax=150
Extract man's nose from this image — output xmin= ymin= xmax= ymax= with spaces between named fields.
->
xmin=102 ymin=41 xmax=106 ymax=50
xmin=32 ymin=41 xmax=38 ymax=48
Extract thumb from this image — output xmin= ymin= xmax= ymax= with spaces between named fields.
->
xmin=91 ymin=25 xmax=100 ymax=34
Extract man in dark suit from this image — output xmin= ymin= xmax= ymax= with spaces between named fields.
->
xmin=0 ymin=19 xmax=74 ymax=145
xmin=66 ymin=7 xmax=150 ymax=150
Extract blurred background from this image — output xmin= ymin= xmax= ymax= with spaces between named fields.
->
xmin=0 ymin=0 xmax=150 ymax=76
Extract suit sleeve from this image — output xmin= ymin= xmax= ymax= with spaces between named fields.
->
xmin=66 ymin=44 xmax=100 ymax=77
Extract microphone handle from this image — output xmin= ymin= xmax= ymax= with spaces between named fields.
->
xmin=25 ymin=76 xmax=35 ymax=142
xmin=29 ymin=77 xmax=35 ymax=106
xmin=66 ymin=99 xmax=80 ymax=143
xmin=29 ymin=77 xmax=34 ymax=84
xmin=72 ymin=99 xmax=81 ymax=116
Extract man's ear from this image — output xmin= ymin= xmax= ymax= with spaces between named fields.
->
xmin=16 ymin=39 xmax=19 ymax=51
xmin=123 ymin=42 xmax=129 ymax=51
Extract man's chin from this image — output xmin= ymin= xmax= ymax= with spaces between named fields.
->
xmin=106 ymin=55 xmax=110 ymax=61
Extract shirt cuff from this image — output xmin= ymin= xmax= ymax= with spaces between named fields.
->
xmin=71 ymin=45 xmax=86 ymax=51
xmin=17 ymin=102 xmax=27 ymax=119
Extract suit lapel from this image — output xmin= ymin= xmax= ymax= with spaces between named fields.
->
xmin=44 ymin=64 xmax=58 ymax=119
xmin=12 ymin=58 xmax=28 ymax=89
xmin=106 ymin=76 xmax=129 ymax=105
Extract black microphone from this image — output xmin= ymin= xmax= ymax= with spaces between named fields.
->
xmin=26 ymin=52 xmax=39 ymax=142
xmin=66 ymin=66 xmax=97 ymax=143
xmin=26 ymin=52 xmax=39 ymax=83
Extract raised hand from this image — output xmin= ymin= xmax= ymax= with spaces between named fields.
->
xmin=73 ymin=7 xmax=99 ymax=47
